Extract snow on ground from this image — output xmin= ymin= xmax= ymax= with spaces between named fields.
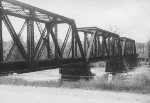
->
xmin=10 ymin=67 xmax=106 ymax=81
xmin=7 ymin=65 xmax=150 ymax=82
xmin=0 ymin=85 xmax=149 ymax=103
xmin=1 ymin=65 xmax=150 ymax=103
xmin=129 ymin=66 xmax=150 ymax=75
xmin=16 ymin=69 xmax=61 ymax=81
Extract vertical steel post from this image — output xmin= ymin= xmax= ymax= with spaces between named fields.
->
xmin=30 ymin=20 xmax=34 ymax=62
xmin=72 ymin=27 xmax=74 ymax=59
xmin=102 ymin=37 xmax=105 ymax=56
xmin=117 ymin=39 xmax=120 ymax=55
xmin=124 ymin=41 xmax=127 ymax=55
xmin=91 ymin=38 xmax=94 ymax=56
xmin=133 ymin=40 xmax=136 ymax=54
xmin=113 ymin=38 xmax=116 ymax=55
xmin=75 ymin=35 xmax=77 ymax=57
xmin=127 ymin=41 xmax=130 ymax=55
xmin=107 ymin=37 xmax=111 ymax=56
xmin=54 ymin=24 xmax=58 ymax=59
xmin=117 ymin=39 xmax=119 ymax=55
xmin=132 ymin=41 xmax=134 ymax=54
xmin=127 ymin=41 xmax=129 ymax=54
xmin=27 ymin=20 xmax=31 ymax=63
xmin=118 ymin=38 xmax=122 ymax=56
xmin=0 ymin=1 xmax=3 ymax=61
xmin=46 ymin=27 xmax=51 ymax=59
xmin=131 ymin=42 xmax=133 ymax=54
xmin=94 ymin=34 xmax=97 ymax=57
xmin=72 ymin=21 xmax=85 ymax=58
xmin=129 ymin=42 xmax=131 ymax=54
xmin=84 ymin=32 xmax=87 ymax=54
xmin=103 ymin=37 xmax=110 ymax=57
xmin=98 ymin=37 xmax=101 ymax=56
xmin=114 ymin=39 xmax=117 ymax=55
xmin=111 ymin=37 xmax=114 ymax=55
xmin=27 ymin=10 xmax=34 ymax=64
xmin=99 ymin=37 xmax=102 ymax=56
xmin=122 ymin=39 xmax=126 ymax=56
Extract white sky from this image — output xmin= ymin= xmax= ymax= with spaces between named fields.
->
xmin=15 ymin=0 xmax=150 ymax=42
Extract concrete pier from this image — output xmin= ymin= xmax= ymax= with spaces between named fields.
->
xmin=59 ymin=63 xmax=94 ymax=80
xmin=106 ymin=56 xmax=138 ymax=73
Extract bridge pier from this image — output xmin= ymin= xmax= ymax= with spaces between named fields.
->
xmin=59 ymin=63 xmax=94 ymax=80
xmin=106 ymin=58 xmax=126 ymax=73
xmin=124 ymin=56 xmax=139 ymax=69
xmin=106 ymin=56 xmax=138 ymax=73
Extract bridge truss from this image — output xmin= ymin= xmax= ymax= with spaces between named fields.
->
xmin=0 ymin=0 xmax=137 ymax=74
xmin=78 ymin=27 xmax=137 ymax=60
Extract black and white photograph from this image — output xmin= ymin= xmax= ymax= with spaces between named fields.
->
xmin=0 ymin=0 xmax=150 ymax=103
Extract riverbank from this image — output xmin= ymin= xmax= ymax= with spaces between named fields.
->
xmin=0 ymin=64 xmax=150 ymax=94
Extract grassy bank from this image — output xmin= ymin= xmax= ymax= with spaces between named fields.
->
xmin=0 ymin=71 xmax=150 ymax=94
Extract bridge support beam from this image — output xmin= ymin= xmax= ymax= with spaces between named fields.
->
xmin=0 ymin=4 xmax=3 ymax=62
xmin=27 ymin=19 xmax=34 ymax=65
xmin=59 ymin=63 xmax=94 ymax=80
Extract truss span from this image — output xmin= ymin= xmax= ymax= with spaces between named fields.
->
xmin=0 ymin=0 xmax=137 ymax=74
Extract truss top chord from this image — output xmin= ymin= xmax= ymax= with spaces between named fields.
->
xmin=1 ymin=0 xmax=74 ymax=24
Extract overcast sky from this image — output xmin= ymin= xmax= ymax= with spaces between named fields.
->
xmin=18 ymin=0 xmax=150 ymax=42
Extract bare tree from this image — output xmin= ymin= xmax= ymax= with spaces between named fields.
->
xmin=108 ymin=26 xmax=123 ymax=34
xmin=148 ymin=39 xmax=150 ymax=64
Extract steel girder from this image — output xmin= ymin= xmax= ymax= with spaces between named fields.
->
xmin=77 ymin=27 xmax=137 ymax=61
xmin=0 ymin=4 xmax=3 ymax=61
xmin=78 ymin=27 xmax=119 ymax=38
xmin=27 ymin=16 xmax=34 ymax=64
xmin=54 ymin=24 xmax=58 ymax=59
xmin=0 ymin=0 xmax=73 ymax=24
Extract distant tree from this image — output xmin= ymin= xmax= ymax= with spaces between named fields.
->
xmin=148 ymin=39 xmax=150 ymax=64
xmin=108 ymin=26 xmax=123 ymax=34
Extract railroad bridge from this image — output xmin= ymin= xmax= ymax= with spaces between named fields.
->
xmin=0 ymin=0 xmax=138 ymax=79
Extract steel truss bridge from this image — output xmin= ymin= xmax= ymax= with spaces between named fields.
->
xmin=0 ymin=0 xmax=137 ymax=75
